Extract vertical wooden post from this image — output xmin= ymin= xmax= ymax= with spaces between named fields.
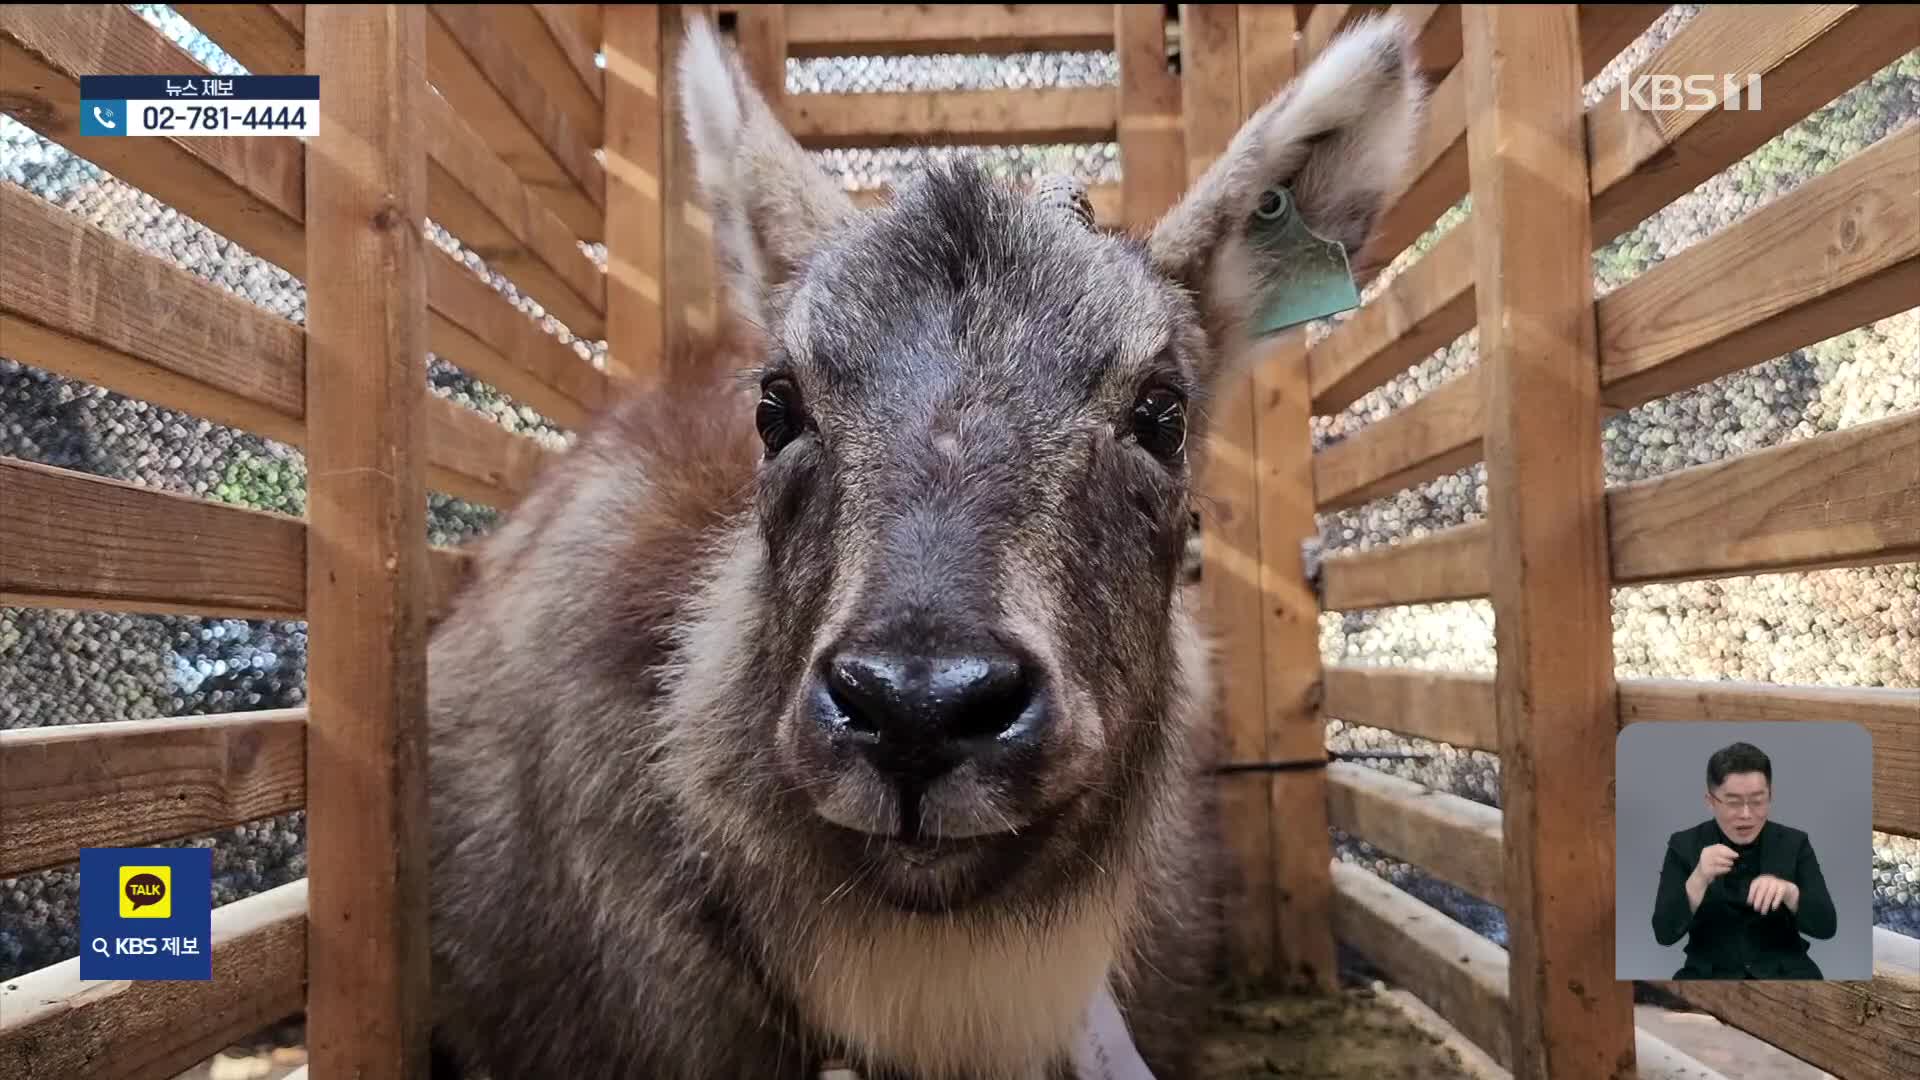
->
xmin=1180 ymin=1 xmax=1278 ymax=983
xmin=1463 ymin=5 xmax=1636 ymax=1078
xmin=660 ymin=3 xmax=720 ymax=365
xmin=303 ymin=5 xmax=432 ymax=1077
xmin=1116 ymin=4 xmax=1185 ymax=230
xmin=604 ymin=3 xmax=666 ymax=385
xmin=734 ymin=3 xmax=788 ymax=111
xmin=1241 ymin=2 xmax=1338 ymax=994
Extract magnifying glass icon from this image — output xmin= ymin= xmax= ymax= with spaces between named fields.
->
xmin=90 ymin=937 xmax=110 ymax=957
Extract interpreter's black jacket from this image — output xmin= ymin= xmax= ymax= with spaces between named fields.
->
xmin=1651 ymin=818 xmax=1838 ymax=980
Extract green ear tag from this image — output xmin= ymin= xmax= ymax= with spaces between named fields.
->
xmin=1246 ymin=186 xmax=1361 ymax=337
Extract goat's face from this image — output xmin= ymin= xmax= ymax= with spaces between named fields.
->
xmin=675 ymin=15 xmax=1423 ymax=913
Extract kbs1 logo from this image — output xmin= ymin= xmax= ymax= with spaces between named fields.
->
xmin=80 ymin=848 xmax=212 ymax=981
xmin=1620 ymin=73 xmax=1764 ymax=113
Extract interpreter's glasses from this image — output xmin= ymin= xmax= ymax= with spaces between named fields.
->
xmin=1711 ymin=792 xmax=1770 ymax=814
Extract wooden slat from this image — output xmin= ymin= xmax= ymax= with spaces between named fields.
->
xmin=425 ymin=246 xmax=610 ymax=430
xmin=1309 ymin=223 xmax=1475 ymax=415
xmin=0 ymin=3 xmax=307 ymax=273
xmin=1321 ymin=665 xmax=1498 ymax=752
xmin=1239 ymin=5 xmax=1338 ymax=995
xmin=782 ymin=4 xmax=1114 ymax=58
xmin=1327 ymin=761 xmax=1505 ymax=905
xmin=425 ymin=3 xmax=605 ymax=242
xmin=303 ymin=7 xmax=433 ymax=1077
xmin=782 ymin=86 xmax=1117 ymax=150
xmin=174 ymin=4 xmax=303 ymax=74
xmin=849 ymin=181 xmax=1122 ymax=228
xmin=1398 ymin=4 xmax=1462 ymax=82
xmin=2 ymin=181 xmax=557 ymax=506
xmin=1599 ymin=123 xmax=1920 ymax=409
xmin=1318 ymin=520 xmax=1489 ymax=611
xmin=0 ymin=711 xmax=306 ymax=879
xmin=424 ymin=87 xmax=607 ymax=340
xmin=1620 ymin=680 xmax=1920 ymax=838
xmin=601 ymin=3 xmax=666 ymax=383
xmin=1652 ymin=972 xmax=1920 ymax=1080
xmin=734 ymin=4 xmax=788 ymax=108
xmin=428 ymin=544 xmax=477 ymax=625
xmin=1329 ymin=860 xmax=1512 ymax=1069
xmin=0 ymin=880 xmax=308 ymax=1080
xmin=1183 ymin=1 xmax=1277 ymax=988
xmin=471 ymin=5 xmax=603 ymax=147
xmin=1588 ymin=4 xmax=1920 ymax=246
xmin=533 ymin=4 xmax=604 ymax=103
xmin=1611 ymin=409 xmax=1920 ymax=584
xmin=1322 ymin=3 xmax=1889 ymax=426
xmin=1116 ymin=4 xmax=1184 ymax=230
xmin=1465 ymin=8 xmax=1633 ymax=1077
xmin=0 ymin=459 xmax=306 ymax=618
xmin=1312 ymin=368 xmax=1481 ymax=511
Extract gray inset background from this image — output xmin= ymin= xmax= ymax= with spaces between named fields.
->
xmin=1615 ymin=722 xmax=1874 ymax=981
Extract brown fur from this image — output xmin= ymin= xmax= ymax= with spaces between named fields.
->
xmin=427 ymin=14 xmax=1423 ymax=1079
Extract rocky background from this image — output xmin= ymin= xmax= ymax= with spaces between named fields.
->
xmin=2 ymin=0 xmax=1914 ymax=1033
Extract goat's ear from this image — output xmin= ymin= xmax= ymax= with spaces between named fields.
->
xmin=1147 ymin=15 xmax=1424 ymax=383
xmin=677 ymin=17 xmax=856 ymax=330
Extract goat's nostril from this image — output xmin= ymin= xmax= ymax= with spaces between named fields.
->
xmin=816 ymin=650 xmax=1046 ymax=783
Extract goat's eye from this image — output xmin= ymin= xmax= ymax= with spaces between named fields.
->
xmin=1131 ymin=385 xmax=1187 ymax=461
xmin=757 ymin=377 xmax=807 ymax=457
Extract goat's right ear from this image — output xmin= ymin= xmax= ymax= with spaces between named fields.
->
xmin=677 ymin=17 xmax=856 ymax=331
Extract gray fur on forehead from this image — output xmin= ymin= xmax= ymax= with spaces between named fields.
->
xmin=777 ymin=160 xmax=1182 ymax=392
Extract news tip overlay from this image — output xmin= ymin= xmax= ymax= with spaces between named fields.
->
xmin=79 ymin=847 xmax=214 ymax=981
xmin=79 ymin=75 xmax=318 ymax=138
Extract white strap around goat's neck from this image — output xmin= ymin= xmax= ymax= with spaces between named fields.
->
xmin=815 ymin=984 xmax=1157 ymax=1080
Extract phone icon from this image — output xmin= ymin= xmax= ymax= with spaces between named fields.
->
xmin=92 ymin=105 xmax=117 ymax=128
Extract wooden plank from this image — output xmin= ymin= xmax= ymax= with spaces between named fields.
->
xmin=174 ymin=4 xmax=303 ymax=74
xmin=1 ymin=181 xmax=555 ymax=504
xmin=734 ymin=3 xmax=788 ymax=108
xmin=1329 ymin=861 xmax=1513 ymax=1069
xmin=0 ymin=711 xmax=306 ymax=879
xmin=425 ymin=246 xmax=609 ymax=430
xmin=601 ymin=3 xmax=666 ymax=383
xmin=1398 ymin=4 xmax=1462 ymax=82
xmin=0 ymin=459 xmax=305 ymax=618
xmin=533 ymin=4 xmax=604 ymax=103
xmin=1115 ymin=3 xmax=1184 ymax=231
xmin=783 ymin=4 xmax=1114 ymax=58
xmin=0 ymin=4 xmax=307 ymax=273
xmin=1239 ymin=4 xmax=1338 ymax=994
xmin=1652 ymin=974 xmax=1920 ymax=1080
xmin=427 ymin=544 xmax=476 ymax=626
xmin=1326 ymin=761 xmax=1506 ymax=905
xmin=1309 ymin=223 xmax=1475 ymax=415
xmin=1464 ymin=7 xmax=1632 ymax=1077
xmin=1312 ymin=368 xmax=1481 ymax=511
xmin=0 ymin=880 xmax=308 ymax=1080
xmin=1588 ymin=4 xmax=1920 ymax=246
xmin=1182 ymin=2 xmax=1274 ymax=986
xmin=1321 ymin=665 xmax=1499 ymax=752
xmin=425 ymin=3 xmax=605 ymax=242
xmin=0 ymin=180 xmax=306 ymax=446
xmin=1318 ymin=520 xmax=1489 ymax=611
xmin=782 ymin=86 xmax=1117 ymax=150
xmin=424 ymin=88 xmax=607 ymax=340
xmin=1599 ymin=123 xmax=1920 ymax=409
xmin=1619 ymin=680 xmax=1920 ymax=838
xmin=1611 ymin=410 xmax=1920 ymax=584
xmin=471 ymin=5 xmax=603 ymax=148
xmin=302 ymin=7 xmax=433 ymax=1077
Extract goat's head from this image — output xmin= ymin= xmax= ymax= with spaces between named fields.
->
xmin=672 ymin=15 xmax=1423 ymax=914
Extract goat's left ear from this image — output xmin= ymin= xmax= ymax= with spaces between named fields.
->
xmin=1148 ymin=14 xmax=1425 ymax=381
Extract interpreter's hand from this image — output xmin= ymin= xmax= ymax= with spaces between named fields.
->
xmin=1748 ymin=873 xmax=1797 ymax=915
xmin=1694 ymin=843 xmax=1738 ymax=883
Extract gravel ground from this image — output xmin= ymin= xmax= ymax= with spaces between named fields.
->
xmin=3 ymin=0 xmax=1913 ymax=1017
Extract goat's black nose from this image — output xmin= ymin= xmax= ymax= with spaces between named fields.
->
xmin=814 ymin=650 xmax=1045 ymax=786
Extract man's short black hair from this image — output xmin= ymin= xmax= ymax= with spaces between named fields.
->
xmin=1707 ymin=741 xmax=1772 ymax=789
